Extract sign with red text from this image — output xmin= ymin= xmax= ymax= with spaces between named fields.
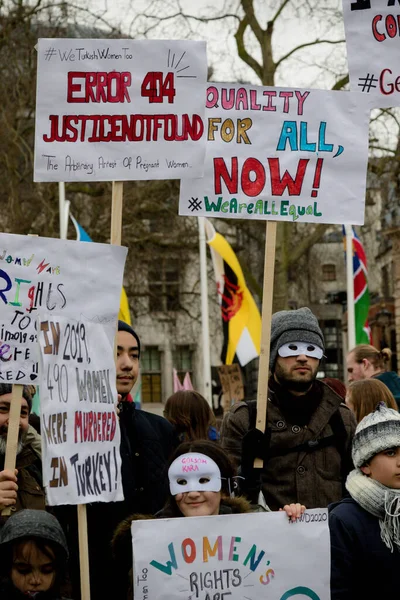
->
xmin=343 ymin=0 xmax=400 ymax=108
xmin=132 ymin=509 xmax=330 ymax=600
xmin=179 ymin=84 xmax=371 ymax=224
xmin=0 ymin=233 xmax=127 ymax=384
xmin=38 ymin=315 xmax=123 ymax=505
xmin=34 ymin=39 xmax=207 ymax=181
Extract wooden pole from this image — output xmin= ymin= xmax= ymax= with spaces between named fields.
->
xmin=1 ymin=385 xmax=23 ymax=516
xmin=77 ymin=504 xmax=91 ymax=600
xmin=111 ymin=181 xmax=124 ymax=246
xmin=254 ymin=221 xmax=277 ymax=469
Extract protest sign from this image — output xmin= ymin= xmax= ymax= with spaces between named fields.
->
xmin=179 ymin=84 xmax=371 ymax=225
xmin=0 ymin=232 xmax=127 ymax=384
xmin=132 ymin=509 xmax=330 ymax=600
xmin=342 ymin=0 xmax=400 ymax=108
xmin=38 ymin=314 xmax=123 ymax=505
xmin=217 ymin=364 xmax=244 ymax=410
xmin=34 ymin=38 xmax=207 ymax=182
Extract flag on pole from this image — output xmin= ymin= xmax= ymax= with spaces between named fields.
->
xmin=205 ymin=219 xmax=261 ymax=366
xmin=70 ymin=214 xmax=132 ymax=325
xmin=343 ymin=226 xmax=371 ymax=344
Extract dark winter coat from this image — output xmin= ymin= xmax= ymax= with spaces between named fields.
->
xmin=221 ymin=380 xmax=356 ymax=510
xmin=56 ymin=404 xmax=178 ymax=600
xmin=374 ymin=371 xmax=400 ymax=408
xmin=329 ymin=496 xmax=400 ymax=599
xmin=0 ymin=442 xmax=45 ymax=528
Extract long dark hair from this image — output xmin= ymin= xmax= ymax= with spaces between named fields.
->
xmin=161 ymin=440 xmax=236 ymax=517
xmin=164 ymin=391 xmax=216 ymax=441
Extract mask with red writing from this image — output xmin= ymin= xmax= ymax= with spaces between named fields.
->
xmin=168 ymin=452 xmax=222 ymax=495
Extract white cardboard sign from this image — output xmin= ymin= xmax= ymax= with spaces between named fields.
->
xmin=0 ymin=233 xmax=127 ymax=384
xmin=132 ymin=510 xmax=330 ymax=600
xmin=179 ymin=84 xmax=371 ymax=225
xmin=342 ymin=0 xmax=400 ymax=108
xmin=34 ymin=39 xmax=207 ymax=181
xmin=38 ymin=315 xmax=123 ymax=505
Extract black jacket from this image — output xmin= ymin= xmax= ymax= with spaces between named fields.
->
xmin=57 ymin=404 xmax=178 ymax=600
xmin=329 ymin=497 xmax=400 ymax=599
xmin=118 ymin=401 xmax=178 ymax=514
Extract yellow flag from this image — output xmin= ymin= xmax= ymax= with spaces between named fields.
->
xmin=118 ymin=287 xmax=131 ymax=325
xmin=205 ymin=220 xmax=261 ymax=366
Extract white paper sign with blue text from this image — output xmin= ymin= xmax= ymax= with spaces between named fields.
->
xmin=35 ymin=39 xmax=207 ymax=182
xmin=132 ymin=510 xmax=330 ymax=600
xmin=38 ymin=315 xmax=123 ymax=505
xmin=342 ymin=0 xmax=400 ymax=108
xmin=0 ymin=233 xmax=127 ymax=384
xmin=179 ymin=84 xmax=371 ymax=225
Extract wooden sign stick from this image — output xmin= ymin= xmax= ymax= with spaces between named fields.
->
xmin=254 ymin=221 xmax=277 ymax=469
xmin=1 ymin=384 xmax=24 ymax=516
xmin=111 ymin=181 xmax=124 ymax=246
xmin=76 ymin=181 xmax=124 ymax=600
xmin=77 ymin=503 xmax=91 ymax=600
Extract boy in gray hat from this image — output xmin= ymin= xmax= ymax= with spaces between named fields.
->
xmin=221 ymin=306 xmax=356 ymax=510
xmin=330 ymin=403 xmax=400 ymax=599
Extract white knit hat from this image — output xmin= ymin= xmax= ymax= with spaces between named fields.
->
xmin=352 ymin=402 xmax=400 ymax=468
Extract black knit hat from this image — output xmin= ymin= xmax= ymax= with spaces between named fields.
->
xmin=269 ymin=307 xmax=324 ymax=370
xmin=0 ymin=509 xmax=68 ymax=559
xmin=118 ymin=320 xmax=141 ymax=358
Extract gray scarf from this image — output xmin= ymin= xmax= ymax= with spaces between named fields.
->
xmin=346 ymin=468 xmax=400 ymax=552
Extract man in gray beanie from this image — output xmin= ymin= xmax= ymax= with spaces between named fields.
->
xmin=221 ymin=306 xmax=356 ymax=510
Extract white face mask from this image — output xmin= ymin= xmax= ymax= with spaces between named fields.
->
xmin=278 ymin=341 xmax=323 ymax=360
xmin=168 ymin=452 xmax=222 ymax=496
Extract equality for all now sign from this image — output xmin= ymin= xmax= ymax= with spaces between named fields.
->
xmin=179 ymin=84 xmax=371 ymax=225
xmin=132 ymin=510 xmax=330 ymax=599
xmin=0 ymin=233 xmax=126 ymax=384
xmin=342 ymin=0 xmax=400 ymax=108
xmin=34 ymin=39 xmax=207 ymax=182
xmin=38 ymin=315 xmax=123 ymax=505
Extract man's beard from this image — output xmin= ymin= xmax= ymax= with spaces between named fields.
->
xmin=0 ymin=428 xmax=26 ymax=455
xmin=274 ymin=362 xmax=317 ymax=393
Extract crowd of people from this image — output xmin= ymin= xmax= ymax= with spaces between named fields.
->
xmin=0 ymin=310 xmax=400 ymax=599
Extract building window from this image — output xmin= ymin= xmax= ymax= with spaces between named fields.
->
xmin=148 ymin=259 xmax=180 ymax=312
xmin=321 ymin=320 xmax=343 ymax=380
xmin=322 ymin=264 xmax=336 ymax=281
xmin=173 ymin=346 xmax=193 ymax=384
xmin=141 ymin=347 xmax=162 ymax=403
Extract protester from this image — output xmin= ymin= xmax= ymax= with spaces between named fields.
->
xmin=346 ymin=378 xmax=398 ymax=423
xmin=0 ymin=384 xmax=44 ymax=521
xmin=58 ymin=321 xmax=178 ymax=600
xmin=329 ymin=403 xmax=400 ymax=598
xmin=0 ymin=509 xmax=70 ymax=599
xmin=112 ymin=440 xmax=305 ymax=599
xmin=346 ymin=344 xmax=400 ymax=407
xmin=221 ymin=307 xmax=356 ymax=509
xmin=164 ymin=390 xmax=219 ymax=442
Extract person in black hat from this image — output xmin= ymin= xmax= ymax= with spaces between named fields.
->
xmin=221 ymin=307 xmax=356 ymax=510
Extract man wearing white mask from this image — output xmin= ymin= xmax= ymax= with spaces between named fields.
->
xmin=221 ymin=307 xmax=356 ymax=510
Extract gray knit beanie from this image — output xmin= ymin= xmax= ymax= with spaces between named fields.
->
xmin=269 ymin=307 xmax=324 ymax=370
xmin=352 ymin=403 xmax=400 ymax=468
